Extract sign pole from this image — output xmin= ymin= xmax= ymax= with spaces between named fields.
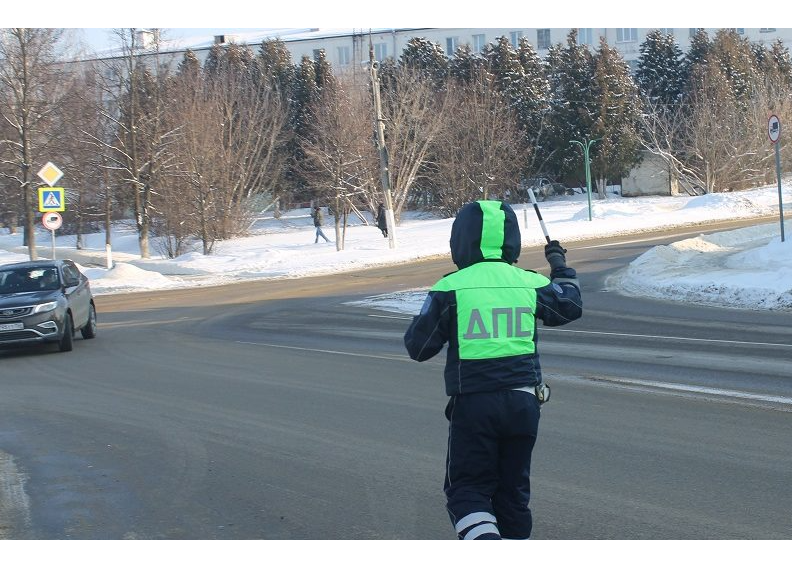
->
xmin=51 ymin=229 xmax=56 ymax=260
xmin=775 ymin=140 xmax=785 ymax=242
xmin=768 ymin=114 xmax=784 ymax=242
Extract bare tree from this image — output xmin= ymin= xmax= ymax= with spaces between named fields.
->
xmin=299 ymin=73 xmax=379 ymax=250
xmin=96 ymin=28 xmax=178 ymax=259
xmin=0 ymin=28 xmax=73 ymax=259
xmin=379 ymin=67 xmax=448 ymax=221
xmin=56 ymin=62 xmax=110 ymax=249
xmin=162 ymin=45 xmax=290 ymax=256
xmin=432 ymin=74 xmax=528 ymax=216
xmin=206 ymin=47 xmax=289 ymax=242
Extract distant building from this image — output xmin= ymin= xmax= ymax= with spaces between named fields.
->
xmin=81 ymin=27 xmax=792 ymax=72
xmin=622 ymin=151 xmax=679 ymax=197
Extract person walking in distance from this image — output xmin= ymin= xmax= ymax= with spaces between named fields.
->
xmin=376 ymin=202 xmax=388 ymax=238
xmin=312 ymin=205 xmax=330 ymax=243
xmin=404 ymin=200 xmax=582 ymax=540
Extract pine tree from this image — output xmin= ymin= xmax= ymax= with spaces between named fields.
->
xmin=709 ymin=29 xmax=757 ymax=107
xmin=517 ymin=37 xmax=551 ymax=175
xmin=591 ymin=38 xmax=643 ymax=197
xmin=292 ymin=57 xmax=318 ymax=136
xmin=544 ymin=30 xmax=597 ymax=182
xmin=635 ymin=29 xmax=685 ymax=111
xmin=448 ymin=43 xmax=487 ymax=84
xmin=761 ymin=39 xmax=792 ymax=101
xmin=177 ymin=49 xmax=201 ymax=81
xmin=684 ymin=29 xmax=712 ymax=88
xmin=313 ymin=49 xmax=335 ymax=96
xmin=479 ymin=36 xmax=551 ymax=178
xmin=257 ymin=39 xmax=296 ymax=96
xmin=399 ymin=37 xmax=448 ymax=86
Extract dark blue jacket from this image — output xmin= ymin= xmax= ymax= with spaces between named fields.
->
xmin=404 ymin=201 xmax=582 ymax=396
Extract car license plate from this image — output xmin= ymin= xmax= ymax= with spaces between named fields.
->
xmin=0 ymin=322 xmax=24 ymax=331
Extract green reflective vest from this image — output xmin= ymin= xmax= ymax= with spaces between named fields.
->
xmin=433 ymin=262 xmax=550 ymax=360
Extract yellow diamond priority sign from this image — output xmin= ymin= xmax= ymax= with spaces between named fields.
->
xmin=37 ymin=162 xmax=63 ymax=186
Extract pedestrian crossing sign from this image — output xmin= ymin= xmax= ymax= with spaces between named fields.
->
xmin=38 ymin=187 xmax=66 ymax=212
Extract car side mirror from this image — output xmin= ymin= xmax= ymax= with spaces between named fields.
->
xmin=64 ymin=278 xmax=79 ymax=288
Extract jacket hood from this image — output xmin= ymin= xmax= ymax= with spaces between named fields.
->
xmin=450 ymin=200 xmax=521 ymax=269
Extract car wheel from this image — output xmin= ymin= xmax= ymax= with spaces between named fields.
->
xmin=81 ymin=303 xmax=97 ymax=340
xmin=58 ymin=314 xmax=73 ymax=352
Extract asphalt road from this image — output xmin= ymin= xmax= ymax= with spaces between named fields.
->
xmin=1 ymin=218 xmax=791 ymax=539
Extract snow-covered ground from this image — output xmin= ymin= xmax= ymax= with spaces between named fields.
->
xmin=1 ymin=184 xmax=790 ymax=312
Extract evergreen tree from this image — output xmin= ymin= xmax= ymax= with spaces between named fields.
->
xmin=709 ymin=29 xmax=757 ymax=106
xmin=635 ymin=29 xmax=685 ymax=111
xmin=399 ymin=37 xmax=448 ymax=86
xmin=482 ymin=36 xmax=524 ymax=108
xmin=591 ymin=38 xmax=643 ymax=197
xmin=313 ymin=49 xmax=335 ymax=96
xmin=761 ymin=39 xmax=792 ymax=101
xmin=177 ymin=49 xmax=201 ymax=81
xmin=292 ymin=57 xmax=319 ymax=139
xmin=684 ymin=29 xmax=712 ymax=88
xmin=516 ymin=37 xmax=551 ymax=175
xmin=479 ymin=36 xmax=551 ymax=177
xmin=257 ymin=39 xmax=296 ymax=96
xmin=544 ymin=30 xmax=597 ymax=182
xmin=448 ymin=43 xmax=487 ymax=83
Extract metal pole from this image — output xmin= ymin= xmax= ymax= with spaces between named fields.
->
xmin=584 ymin=142 xmax=593 ymax=222
xmin=571 ymin=140 xmax=592 ymax=222
xmin=51 ymin=229 xmax=56 ymax=260
xmin=775 ymin=141 xmax=785 ymax=242
xmin=369 ymin=40 xmax=397 ymax=249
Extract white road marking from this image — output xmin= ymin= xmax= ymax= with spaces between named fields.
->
xmin=580 ymin=375 xmax=792 ymax=407
xmin=236 ymin=340 xmax=414 ymax=362
xmin=370 ymin=314 xmax=792 ymax=349
xmin=541 ymin=327 xmax=792 ymax=349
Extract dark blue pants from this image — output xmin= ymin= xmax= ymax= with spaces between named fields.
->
xmin=444 ymin=389 xmax=540 ymax=540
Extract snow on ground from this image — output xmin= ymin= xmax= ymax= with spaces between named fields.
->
xmin=0 ymin=184 xmax=790 ymax=313
xmin=609 ymin=223 xmax=792 ymax=311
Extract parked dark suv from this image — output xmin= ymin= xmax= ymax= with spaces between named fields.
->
xmin=0 ymin=259 xmax=97 ymax=352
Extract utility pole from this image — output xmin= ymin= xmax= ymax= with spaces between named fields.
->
xmin=369 ymin=37 xmax=397 ymax=249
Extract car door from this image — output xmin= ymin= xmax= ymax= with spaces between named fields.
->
xmin=61 ymin=262 xmax=90 ymax=329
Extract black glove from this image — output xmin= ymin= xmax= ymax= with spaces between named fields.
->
xmin=544 ymin=240 xmax=567 ymax=270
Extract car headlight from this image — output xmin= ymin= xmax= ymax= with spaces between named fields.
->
xmin=33 ymin=301 xmax=58 ymax=313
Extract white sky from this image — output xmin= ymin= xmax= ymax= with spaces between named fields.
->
xmin=2 ymin=186 xmax=790 ymax=313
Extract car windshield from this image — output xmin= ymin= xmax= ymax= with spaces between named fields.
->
xmin=0 ymin=267 xmax=61 ymax=294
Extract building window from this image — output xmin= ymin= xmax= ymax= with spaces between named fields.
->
xmin=510 ymin=31 xmax=523 ymax=46
xmin=446 ymin=37 xmax=458 ymax=55
xmin=472 ymin=34 xmax=486 ymax=52
xmin=337 ymin=46 xmax=351 ymax=66
xmin=616 ymin=28 xmax=638 ymax=42
xmin=658 ymin=28 xmax=674 ymax=35
xmin=760 ymin=28 xmax=777 ymax=33
xmin=374 ymin=42 xmax=387 ymax=61
xmin=736 ymin=28 xmax=745 ymax=35
xmin=537 ymin=29 xmax=551 ymax=50
xmin=578 ymin=28 xmax=593 ymax=45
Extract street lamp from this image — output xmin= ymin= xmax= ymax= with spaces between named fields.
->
xmin=570 ymin=138 xmax=601 ymax=221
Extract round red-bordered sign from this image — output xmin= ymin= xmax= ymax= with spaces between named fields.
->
xmin=768 ymin=114 xmax=781 ymax=144
xmin=42 ymin=211 xmax=62 ymax=231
